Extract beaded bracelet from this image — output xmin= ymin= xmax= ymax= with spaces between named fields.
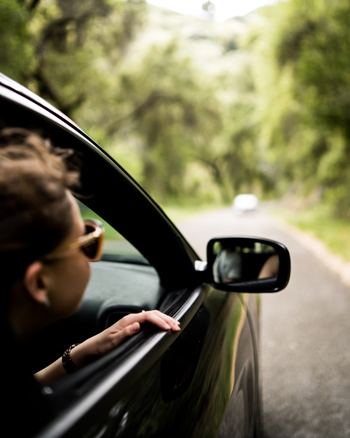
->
xmin=62 ymin=344 xmax=79 ymax=374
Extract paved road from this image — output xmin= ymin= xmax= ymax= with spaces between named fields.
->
xmin=176 ymin=207 xmax=350 ymax=438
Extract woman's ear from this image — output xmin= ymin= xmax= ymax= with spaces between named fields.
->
xmin=23 ymin=261 xmax=50 ymax=307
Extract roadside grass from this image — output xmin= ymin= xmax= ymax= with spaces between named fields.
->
xmin=271 ymin=203 xmax=350 ymax=262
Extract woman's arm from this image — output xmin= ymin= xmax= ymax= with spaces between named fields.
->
xmin=34 ymin=310 xmax=180 ymax=386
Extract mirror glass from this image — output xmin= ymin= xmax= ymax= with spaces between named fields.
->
xmin=211 ymin=239 xmax=279 ymax=287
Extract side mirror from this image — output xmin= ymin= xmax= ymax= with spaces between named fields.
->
xmin=206 ymin=237 xmax=291 ymax=293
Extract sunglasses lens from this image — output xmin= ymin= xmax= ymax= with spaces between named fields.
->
xmin=82 ymin=222 xmax=102 ymax=261
xmin=85 ymin=223 xmax=95 ymax=234
xmin=81 ymin=240 xmax=98 ymax=260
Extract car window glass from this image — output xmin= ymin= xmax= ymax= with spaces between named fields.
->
xmin=77 ymin=199 xmax=149 ymax=264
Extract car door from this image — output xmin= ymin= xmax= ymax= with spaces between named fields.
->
xmin=0 ymin=74 xmax=259 ymax=438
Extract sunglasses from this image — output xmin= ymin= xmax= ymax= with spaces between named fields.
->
xmin=43 ymin=219 xmax=104 ymax=262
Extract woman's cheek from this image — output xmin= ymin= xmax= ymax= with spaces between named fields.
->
xmin=71 ymin=258 xmax=91 ymax=308
xmin=51 ymin=257 xmax=91 ymax=318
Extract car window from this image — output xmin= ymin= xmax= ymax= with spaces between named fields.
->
xmin=77 ymin=199 xmax=149 ymax=264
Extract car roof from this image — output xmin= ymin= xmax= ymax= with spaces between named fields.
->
xmin=0 ymin=74 xmax=199 ymax=289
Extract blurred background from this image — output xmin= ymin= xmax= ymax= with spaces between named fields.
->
xmin=2 ymin=0 xmax=350 ymax=256
xmin=2 ymin=2 xmax=350 ymax=435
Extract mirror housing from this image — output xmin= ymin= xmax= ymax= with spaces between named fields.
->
xmin=205 ymin=236 xmax=291 ymax=293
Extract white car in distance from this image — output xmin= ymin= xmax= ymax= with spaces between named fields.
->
xmin=233 ymin=194 xmax=258 ymax=214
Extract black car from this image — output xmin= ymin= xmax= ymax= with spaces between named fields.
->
xmin=0 ymin=74 xmax=290 ymax=438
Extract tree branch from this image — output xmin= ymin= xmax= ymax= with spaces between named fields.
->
xmin=33 ymin=68 xmax=85 ymax=118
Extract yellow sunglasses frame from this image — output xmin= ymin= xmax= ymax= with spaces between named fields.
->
xmin=43 ymin=219 xmax=104 ymax=262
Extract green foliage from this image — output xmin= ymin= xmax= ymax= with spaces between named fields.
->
xmin=275 ymin=203 xmax=350 ymax=261
xmin=8 ymin=0 xmax=350 ymax=216
xmin=252 ymin=0 xmax=350 ymax=218
xmin=0 ymin=1 xmax=33 ymax=81
xmin=0 ymin=0 xmax=268 ymax=206
xmin=3 ymin=0 xmax=146 ymax=118
xmin=83 ymin=40 xmax=226 ymax=202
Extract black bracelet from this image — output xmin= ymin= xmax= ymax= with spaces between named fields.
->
xmin=62 ymin=344 xmax=79 ymax=374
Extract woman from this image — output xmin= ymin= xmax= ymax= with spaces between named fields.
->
xmin=0 ymin=127 xmax=180 ymax=386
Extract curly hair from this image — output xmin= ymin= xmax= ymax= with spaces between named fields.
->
xmin=0 ymin=127 xmax=80 ymax=293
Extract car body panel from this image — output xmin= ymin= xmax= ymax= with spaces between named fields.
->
xmin=0 ymin=74 xmax=272 ymax=437
xmin=34 ymin=286 xmax=255 ymax=438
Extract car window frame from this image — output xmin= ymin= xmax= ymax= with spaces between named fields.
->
xmin=0 ymin=78 xmax=200 ymax=289
xmin=34 ymin=285 xmax=207 ymax=438
xmin=0 ymin=76 xmax=209 ymax=437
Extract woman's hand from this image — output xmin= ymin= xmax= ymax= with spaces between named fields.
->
xmin=35 ymin=310 xmax=180 ymax=385
xmin=71 ymin=310 xmax=180 ymax=367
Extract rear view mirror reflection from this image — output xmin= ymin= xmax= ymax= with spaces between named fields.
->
xmin=212 ymin=240 xmax=278 ymax=283
xmin=207 ymin=237 xmax=291 ymax=293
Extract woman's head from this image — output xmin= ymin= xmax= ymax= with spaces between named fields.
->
xmin=0 ymin=128 xmax=90 ymax=337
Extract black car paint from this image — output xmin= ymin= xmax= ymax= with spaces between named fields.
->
xmin=0 ymin=74 xmax=269 ymax=437
xmin=35 ymin=286 xmax=257 ymax=438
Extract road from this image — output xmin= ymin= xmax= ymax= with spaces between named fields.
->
xmin=176 ymin=207 xmax=350 ymax=438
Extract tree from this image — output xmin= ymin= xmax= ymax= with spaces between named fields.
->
xmin=96 ymin=40 xmax=223 ymax=202
xmin=1 ymin=0 xmax=146 ymax=119
xmin=0 ymin=1 xmax=33 ymax=81
xmin=252 ymin=0 xmax=350 ymax=216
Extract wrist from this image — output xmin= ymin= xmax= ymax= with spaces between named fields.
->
xmin=62 ymin=344 xmax=79 ymax=374
xmin=69 ymin=337 xmax=100 ymax=368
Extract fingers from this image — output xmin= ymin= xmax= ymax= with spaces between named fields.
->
xmin=116 ymin=322 xmax=141 ymax=342
xmin=116 ymin=310 xmax=181 ymax=332
xmin=91 ymin=312 xmax=179 ymax=358
xmin=141 ymin=310 xmax=181 ymax=332
xmin=99 ymin=322 xmax=140 ymax=356
xmin=127 ymin=322 xmax=140 ymax=336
